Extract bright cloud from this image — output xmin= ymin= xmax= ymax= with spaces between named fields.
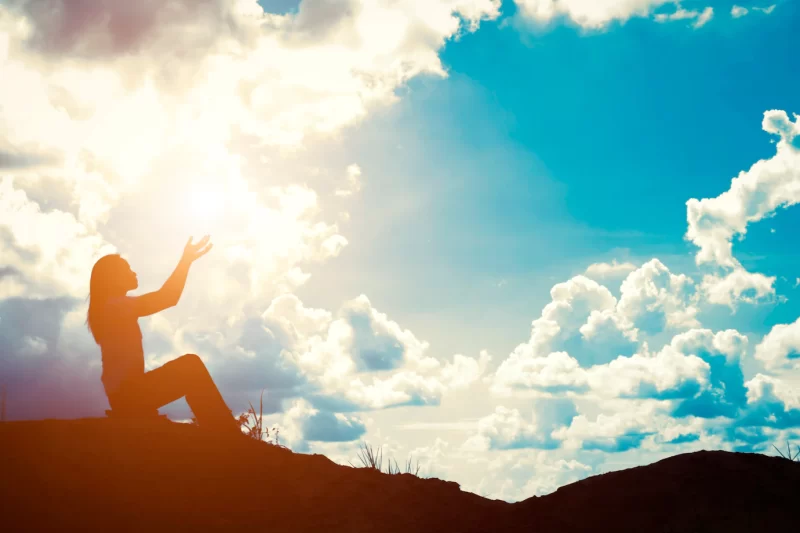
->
xmin=754 ymin=318 xmax=800 ymax=371
xmin=685 ymin=110 xmax=800 ymax=305
xmin=584 ymin=259 xmax=637 ymax=279
xmin=654 ymin=6 xmax=713 ymax=28
xmin=513 ymin=0 xmax=717 ymax=29
xmin=733 ymin=5 xmax=777 ymax=17
xmin=731 ymin=5 xmax=749 ymax=17
xmin=514 ymin=0 xmax=671 ymax=28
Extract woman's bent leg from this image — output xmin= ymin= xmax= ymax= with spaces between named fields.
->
xmin=138 ymin=354 xmax=240 ymax=434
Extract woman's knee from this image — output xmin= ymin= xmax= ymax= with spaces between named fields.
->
xmin=178 ymin=353 xmax=206 ymax=373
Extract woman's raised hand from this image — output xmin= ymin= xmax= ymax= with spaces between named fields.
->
xmin=182 ymin=235 xmax=213 ymax=263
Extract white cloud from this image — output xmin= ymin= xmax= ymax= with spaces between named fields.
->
xmin=693 ymin=7 xmax=714 ymax=28
xmin=655 ymin=6 xmax=713 ymax=28
xmin=491 ymin=261 xmax=705 ymax=396
xmin=616 ymin=259 xmax=699 ymax=332
xmin=465 ymin=449 xmax=592 ymax=501
xmin=743 ymin=374 xmax=800 ymax=429
xmin=553 ymin=404 xmax=657 ymax=451
xmin=753 ymin=5 xmax=776 ymax=15
xmin=731 ymin=6 xmax=749 ymax=17
xmin=514 ymin=1 xmax=716 ymax=29
xmin=272 ymin=398 xmax=366 ymax=452
xmin=0 ymin=177 xmax=114 ymax=299
xmin=441 ymin=350 xmax=492 ymax=389
xmin=745 ymin=373 xmax=798 ymax=408
xmin=462 ymin=406 xmax=550 ymax=451
xmin=587 ymin=345 xmax=709 ymax=399
xmin=504 ymin=275 xmax=636 ymax=366
xmin=699 ymin=268 xmax=776 ymax=308
xmin=464 ymin=398 xmax=579 ymax=451
xmin=729 ymin=4 xmax=777 ymax=19
xmin=754 ymin=318 xmax=800 ymax=371
xmin=670 ymin=328 xmax=748 ymax=363
xmin=685 ymin=110 xmax=800 ymax=305
xmin=514 ymin=0 xmax=672 ymax=28
xmin=493 ymin=350 xmax=589 ymax=395
xmin=686 ymin=110 xmax=800 ymax=269
xmin=253 ymin=293 xmax=490 ymax=410
xmin=584 ymin=259 xmax=637 ymax=279
xmin=334 ymin=163 xmax=363 ymax=198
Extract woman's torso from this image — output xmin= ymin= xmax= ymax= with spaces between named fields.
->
xmin=99 ymin=297 xmax=145 ymax=396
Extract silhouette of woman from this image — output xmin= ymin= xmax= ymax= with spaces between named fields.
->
xmin=87 ymin=236 xmax=240 ymax=435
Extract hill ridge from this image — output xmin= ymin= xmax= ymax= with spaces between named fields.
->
xmin=1 ymin=417 xmax=798 ymax=532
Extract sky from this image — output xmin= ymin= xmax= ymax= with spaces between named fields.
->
xmin=1 ymin=0 xmax=799 ymax=502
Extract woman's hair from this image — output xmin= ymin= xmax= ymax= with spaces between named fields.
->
xmin=87 ymin=254 xmax=128 ymax=344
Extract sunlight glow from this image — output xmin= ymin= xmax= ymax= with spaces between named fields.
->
xmin=190 ymin=186 xmax=224 ymax=221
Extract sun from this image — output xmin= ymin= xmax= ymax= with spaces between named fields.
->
xmin=189 ymin=185 xmax=224 ymax=223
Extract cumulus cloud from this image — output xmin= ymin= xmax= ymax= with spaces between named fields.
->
xmin=554 ymin=405 xmax=657 ymax=452
xmin=754 ymin=318 xmax=800 ymax=371
xmin=616 ymin=259 xmax=699 ymax=332
xmin=469 ymin=449 xmax=592 ymax=501
xmin=492 ymin=260 xmax=703 ymax=396
xmin=685 ymin=110 xmax=800 ymax=305
xmin=507 ymin=274 xmax=636 ymax=365
xmin=699 ymin=268 xmax=776 ymax=308
xmin=587 ymin=345 xmax=709 ymax=400
xmin=739 ymin=374 xmax=800 ymax=431
xmin=223 ymin=293 xmax=492 ymax=412
xmin=272 ymin=398 xmax=366 ymax=452
xmin=463 ymin=400 xmax=577 ymax=451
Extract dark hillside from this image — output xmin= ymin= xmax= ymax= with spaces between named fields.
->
xmin=1 ymin=418 xmax=797 ymax=532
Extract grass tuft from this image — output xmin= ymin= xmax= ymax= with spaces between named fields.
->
xmin=772 ymin=442 xmax=800 ymax=461
xmin=349 ymin=442 xmax=421 ymax=476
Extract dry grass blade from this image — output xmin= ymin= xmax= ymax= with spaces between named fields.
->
xmin=405 ymin=456 xmax=421 ymax=476
xmin=349 ymin=442 xmax=383 ymax=470
xmin=348 ymin=442 xmax=422 ymax=477
xmin=773 ymin=442 xmax=799 ymax=462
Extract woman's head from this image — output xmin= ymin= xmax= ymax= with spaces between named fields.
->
xmin=87 ymin=254 xmax=138 ymax=343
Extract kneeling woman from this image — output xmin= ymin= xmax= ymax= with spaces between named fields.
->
xmin=87 ymin=235 xmax=239 ymax=435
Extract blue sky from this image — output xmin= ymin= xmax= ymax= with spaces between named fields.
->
xmin=2 ymin=0 xmax=800 ymax=502
xmin=296 ymin=0 xmax=800 ymax=353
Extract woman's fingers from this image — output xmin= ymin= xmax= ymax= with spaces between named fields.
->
xmin=183 ymin=236 xmax=212 ymax=260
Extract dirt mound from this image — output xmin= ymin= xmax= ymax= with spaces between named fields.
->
xmin=1 ymin=418 xmax=797 ymax=532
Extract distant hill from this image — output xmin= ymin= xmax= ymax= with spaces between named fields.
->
xmin=1 ymin=418 xmax=797 ymax=532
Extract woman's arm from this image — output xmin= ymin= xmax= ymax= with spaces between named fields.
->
xmin=130 ymin=236 xmax=213 ymax=317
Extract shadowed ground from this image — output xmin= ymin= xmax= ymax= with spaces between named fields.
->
xmin=1 ymin=418 xmax=797 ymax=532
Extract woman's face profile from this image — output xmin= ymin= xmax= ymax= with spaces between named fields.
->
xmin=119 ymin=259 xmax=138 ymax=292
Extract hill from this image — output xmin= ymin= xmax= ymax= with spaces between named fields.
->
xmin=1 ymin=418 xmax=797 ymax=532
